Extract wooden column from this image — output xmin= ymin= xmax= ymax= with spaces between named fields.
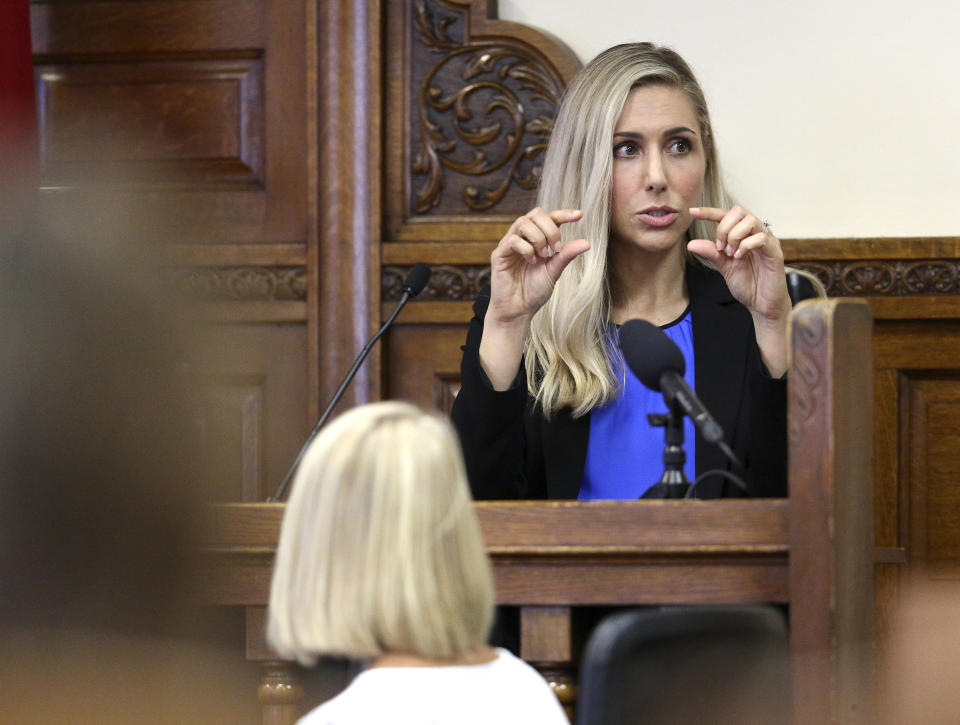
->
xmin=520 ymin=606 xmax=578 ymax=721
xmin=313 ymin=0 xmax=382 ymax=419
xmin=788 ymin=298 xmax=875 ymax=723
xmin=257 ymin=661 xmax=304 ymax=725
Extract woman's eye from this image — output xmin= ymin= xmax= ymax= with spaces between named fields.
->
xmin=613 ymin=141 xmax=638 ymax=158
xmin=668 ymin=138 xmax=692 ymax=154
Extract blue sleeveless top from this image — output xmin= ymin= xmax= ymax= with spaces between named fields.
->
xmin=578 ymin=308 xmax=696 ymax=499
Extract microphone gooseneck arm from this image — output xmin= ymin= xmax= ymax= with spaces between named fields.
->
xmin=267 ymin=265 xmax=430 ymax=502
xmin=659 ymin=371 xmax=741 ymax=468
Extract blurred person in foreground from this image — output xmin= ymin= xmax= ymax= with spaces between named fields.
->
xmin=267 ymin=401 xmax=568 ymax=725
xmin=0 ymin=178 xmax=253 ymax=723
xmin=878 ymin=580 xmax=960 ymax=725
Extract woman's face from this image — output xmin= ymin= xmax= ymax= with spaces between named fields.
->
xmin=608 ymin=84 xmax=706 ymax=256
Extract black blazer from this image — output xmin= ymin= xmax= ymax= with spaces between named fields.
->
xmin=450 ymin=263 xmax=787 ymax=500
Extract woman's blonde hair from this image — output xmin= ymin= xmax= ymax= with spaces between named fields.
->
xmin=267 ymin=401 xmax=494 ymax=665
xmin=527 ymin=42 xmax=733 ymax=418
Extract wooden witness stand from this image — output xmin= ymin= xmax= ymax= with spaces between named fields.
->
xmin=199 ymin=299 xmax=875 ymax=724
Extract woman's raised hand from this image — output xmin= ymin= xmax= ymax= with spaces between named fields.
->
xmin=486 ymin=208 xmax=591 ymax=327
xmin=687 ymin=205 xmax=790 ymax=323
xmin=479 ymin=208 xmax=590 ymax=390
xmin=687 ymin=205 xmax=792 ymax=377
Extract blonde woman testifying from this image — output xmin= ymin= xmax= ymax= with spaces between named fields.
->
xmin=451 ymin=42 xmax=793 ymax=501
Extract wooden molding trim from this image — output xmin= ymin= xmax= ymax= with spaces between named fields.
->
xmin=383 ymin=262 xmax=489 ymax=302
xmin=190 ymin=301 xmax=307 ymax=324
xmin=383 ymin=237 xmax=960 ymax=265
xmin=383 ymin=252 xmax=960 ymax=304
xmin=781 ymin=237 xmax=960 ymax=260
xmin=154 ymin=244 xmax=307 ymax=266
xmin=788 ymin=259 xmax=960 ymax=298
xmin=164 ymin=266 xmax=306 ymax=302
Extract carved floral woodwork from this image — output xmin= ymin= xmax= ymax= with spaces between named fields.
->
xmin=788 ymin=311 xmax=826 ymax=447
xmin=165 ymin=267 xmax=307 ymax=302
xmin=790 ymin=260 xmax=960 ymax=297
xmin=384 ymin=260 xmax=960 ymax=302
xmin=383 ymin=263 xmax=489 ymax=302
xmin=409 ymin=0 xmax=569 ymax=216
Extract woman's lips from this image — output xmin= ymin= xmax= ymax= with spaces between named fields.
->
xmin=636 ymin=209 xmax=679 ymax=228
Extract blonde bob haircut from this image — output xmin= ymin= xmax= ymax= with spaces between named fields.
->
xmin=267 ymin=401 xmax=494 ymax=666
xmin=527 ymin=42 xmax=734 ymax=418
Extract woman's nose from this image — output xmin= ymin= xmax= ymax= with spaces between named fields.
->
xmin=643 ymin=153 xmax=668 ymax=192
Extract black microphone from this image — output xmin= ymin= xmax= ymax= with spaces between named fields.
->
xmin=267 ymin=263 xmax=431 ymax=501
xmin=619 ymin=318 xmax=726 ymax=447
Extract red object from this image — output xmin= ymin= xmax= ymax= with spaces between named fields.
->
xmin=0 ymin=0 xmax=38 ymax=176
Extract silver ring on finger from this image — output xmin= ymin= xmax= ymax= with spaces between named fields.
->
xmin=762 ymin=220 xmax=771 ymax=235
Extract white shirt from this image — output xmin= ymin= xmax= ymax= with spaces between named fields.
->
xmin=298 ymin=648 xmax=569 ymax=725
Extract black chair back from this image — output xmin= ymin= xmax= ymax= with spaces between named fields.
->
xmin=787 ymin=269 xmax=821 ymax=305
xmin=576 ymin=605 xmax=791 ymax=725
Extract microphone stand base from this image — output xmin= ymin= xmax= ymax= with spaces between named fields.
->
xmin=640 ymin=482 xmax=691 ymax=499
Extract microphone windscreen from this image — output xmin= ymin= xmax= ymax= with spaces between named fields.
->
xmin=403 ymin=263 xmax=431 ymax=296
xmin=618 ymin=318 xmax=685 ymax=391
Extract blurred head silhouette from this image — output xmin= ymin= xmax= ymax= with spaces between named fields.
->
xmin=268 ymin=401 xmax=495 ymax=666
xmin=0 ymin=150 xmax=249 ymax=722
xmin=0 ymin=190 xmax=203 ymax=632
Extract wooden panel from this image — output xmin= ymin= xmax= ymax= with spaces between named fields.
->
xmin=190 ymin=324 xmax=309 ymax=501
xmin=36 ymin=59 xmax=263 ymax=186
xmin=874 ymin=369 xmax=900 ymax=548
xmin=201 ymin=375 xmax=265 ymax=502
xmin=30 ymin=0 xmax=265 ymax=55
xmin=32 ymin=0 xmax=307 ymax=245
xmin=493 ymin=560 xmax=788 ymax=605
xmin=385 ymin=323 xmax=467 ymax=411
xmin=477 ymin=500 xmax=789 ymax=550
xmin=385 ymin=300 xmax=475 ymax=324
xmin=903 ymin=374 xmax=960 ymax=578
xmin=873 ymin=367 xmax=903 ymax=645
xmin=875 ymin=320 xmax=960 ymax=369
xmin=520 ymin=608 xmax=572 ymax=662
xmin=782 ymin=237 xmax=960 ymax=262
xmin=28 ymin=0 xmax=320 ymax=528
xmin=199 ymin=500 xmax=792 ymax=607
xmin=27 ymin=0 xmax=386 ymax=521
xmin=382 ymin=240 xmax=494 ymax=265
xmin=874 ymin=562 xmax=900 ymax=655
xmin=870 ymin=319 xmax=960 ymax=642
xmin=157 ymin=243 xmax=306 ymax=266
